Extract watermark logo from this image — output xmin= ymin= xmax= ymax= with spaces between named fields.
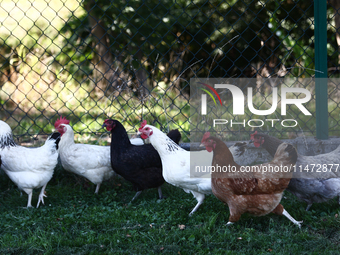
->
xmin=200 ymin=83 xmax=312 ymax=116
xmin=190 ymin=78 xmax=323 ymax=179
xmin=198 ymin=82 xmax=222 ymax=114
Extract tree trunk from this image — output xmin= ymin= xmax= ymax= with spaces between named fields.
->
xmin=134 ymin=48 xmax=150 ymax=101
xmin=84 ymin=1 xmax=118 ymax=90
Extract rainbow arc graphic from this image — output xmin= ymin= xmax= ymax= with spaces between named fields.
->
xmin=199 ymin=82 xmax=222 ymax=115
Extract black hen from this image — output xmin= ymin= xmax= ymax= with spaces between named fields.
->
xmin=103 ymin=119 xmax=181 ymax=201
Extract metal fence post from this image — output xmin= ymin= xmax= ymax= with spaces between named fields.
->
xmin=314 ymin=0 xmax=328 ymax=139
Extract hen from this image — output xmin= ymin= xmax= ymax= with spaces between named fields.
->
xmin=201 ymin=132 xmax=302 ymax=227
xmin=138 ymin=121 xmax=247 ymax=215
xmin=54 ymin=117 xmax=144 ymax=194
xmin=251 ymin=131 xmax=340 ymax=211
xmin=102 ymin=119 xmax=181 ymax=201
xmin=0 ymin=120 xmax=60 ymax=208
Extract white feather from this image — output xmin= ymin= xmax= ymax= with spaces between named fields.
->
xmin=58 ymin=124 xmax=114 ymax=191
xmin=0 ymin=120 xmax=59 ymax=207
xmin=143 ymin=125 xmax=212 ymax=215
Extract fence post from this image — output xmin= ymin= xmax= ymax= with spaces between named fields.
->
xmin=314 ymin=0 xmax=328 ymax=139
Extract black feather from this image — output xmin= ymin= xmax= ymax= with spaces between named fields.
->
xmin=107 ymin=119 xmax=180 ymax=195
xmin=49 ymin=132 xmax=61 ymax=150
xmin=166 ymin=129 xmax=181 ymax=144
xmin=0 ymin=133 xmax=17 ymax=149
xmin=233 ymin=142 xmax=247 ymax=157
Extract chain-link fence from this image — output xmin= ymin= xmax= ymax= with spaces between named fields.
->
xmin=0 ymin=0 xmax=339 ymax=143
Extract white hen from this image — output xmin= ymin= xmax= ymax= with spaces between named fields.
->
xmin=0 ymin=120 xmax=60 ymax=208
xmin=138 ymin=121 xmax=247 ymax=215
xmin=54 ymin=117 xmax=143 ymax=194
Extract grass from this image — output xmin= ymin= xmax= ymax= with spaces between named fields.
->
xmin=0 ymin=167 xmax=340 ymax=254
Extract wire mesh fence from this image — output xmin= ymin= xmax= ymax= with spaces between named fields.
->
xmin=0 ymin=0 xmax=339 ymax=143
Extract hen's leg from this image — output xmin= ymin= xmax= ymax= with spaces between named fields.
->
xmin=227 ymin=207 xmax=241 ymax=224
xmin=305 ymin=203 xmax=312 ymax=211
xmin=272 ymin=204 xmax=302 ymax=228
xmin=158 ymin=186 xmax=164 ymax=199
xmin=282 ymin=209 xmax=303 ymax=228
xmin=95 ymin=183 xmax=101 ymax=194
xmin=189 ymin=191 xmax=205 ymax=216
xmin=131 ymin=191 xmax=142 ymax=202
xmin=37 ymin=184 xmax=47 ymax=208
xmin=26 ymin=191 xmax=33 ymax=208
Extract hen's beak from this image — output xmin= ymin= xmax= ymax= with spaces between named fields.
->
xmin=199 ymin=143 xmax=205 ymax=148
xmin=136 ymin=131 xmax=142 ymax=136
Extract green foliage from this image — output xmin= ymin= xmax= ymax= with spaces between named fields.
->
xmin=58 ymin=0 xmax=321 ymax=83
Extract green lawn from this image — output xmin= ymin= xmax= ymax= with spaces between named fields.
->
xmin=0 ymin=167 xmax=339 ymax=254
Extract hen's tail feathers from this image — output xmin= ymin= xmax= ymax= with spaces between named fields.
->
xmin=284 ymin=143 xmax=298 ymax=165
xmin=167 ymin=129 xmax=181 ymax=145
xmin=273 ymin=143 xmax=298 ymax=166
xmin=229 ymin=142 xmax=247 ymax=158
xmin=48 ymin=132 xmax=61 ymax=149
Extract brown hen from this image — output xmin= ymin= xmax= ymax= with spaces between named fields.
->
xmin=200 ymin=132 xmax=302 ymax=227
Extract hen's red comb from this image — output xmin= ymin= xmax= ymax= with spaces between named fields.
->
xmin=250 ymin=131 xmax=258 ymax=140
xmin=54 ymin=116 xmax=70 ymax=128
xmin=201 ymin=131 xmax=211 ymax=143
xmin=138 ymin=120 xmax=147 ymax=131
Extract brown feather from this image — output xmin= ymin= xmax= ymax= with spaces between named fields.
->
xmin=207 ymin=135 xmax=297 ymax=223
